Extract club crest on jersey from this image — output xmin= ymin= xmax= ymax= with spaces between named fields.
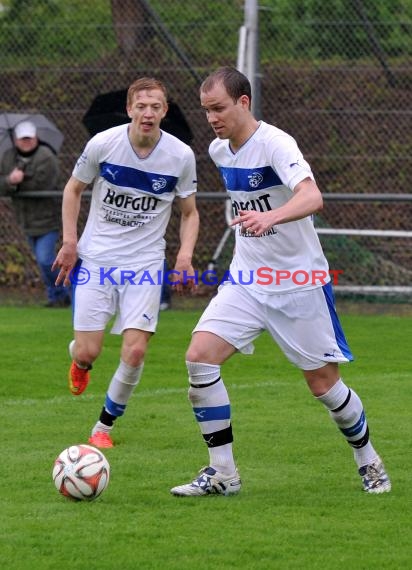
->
xmin=152 ymin=177 xmax=167 ymax=191
xmin=248 ymin=172 xmax=263 ymax=188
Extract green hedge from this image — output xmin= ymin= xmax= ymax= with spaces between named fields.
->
xmin=0 ymin=0 xmax=411 ymax=66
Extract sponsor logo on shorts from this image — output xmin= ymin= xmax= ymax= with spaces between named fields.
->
xmin=143 ymin=313 xmax=153 ymax=323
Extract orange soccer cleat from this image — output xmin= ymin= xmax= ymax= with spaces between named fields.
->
xmin=68 ymin=361 xmax=91 ymax=396
xmin=88 ymin=431 xmax=114 ymax=449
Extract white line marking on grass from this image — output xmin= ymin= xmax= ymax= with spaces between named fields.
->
xmin=4 ymin=380 xmax=288 ymax=406
xmin=4 ymin=371 xmax=408 ymax=407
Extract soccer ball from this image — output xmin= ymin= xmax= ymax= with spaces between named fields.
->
xmin=52 ymin=444 xmax=110 ymax=501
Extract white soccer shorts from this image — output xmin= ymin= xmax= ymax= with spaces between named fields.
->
xmin=193 ymin=282 xmax=353 ymax=370
xmin=72 ymin=258 xmax=164 ymax=334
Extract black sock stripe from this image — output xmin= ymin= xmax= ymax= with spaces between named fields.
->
xmin=99 ymin=406 xmax=116 ymax=426
xmin=190 ymin=376 xmax=221 ymax=389
xmin=348 ymin=426 xmax=370 ymax=449
xmin=331 ymin=389 xmax=351 ymax=413
xmin=202 ymin=425 xmax=233 ymax=447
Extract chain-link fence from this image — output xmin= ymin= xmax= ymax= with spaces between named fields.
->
xmin=1 ymin=0 xmax=411 ymax=303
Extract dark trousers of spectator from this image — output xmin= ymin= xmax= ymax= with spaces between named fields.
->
xmin=28 ymin=231 xmax=71 ymax=306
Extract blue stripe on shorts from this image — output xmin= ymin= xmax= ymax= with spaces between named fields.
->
xmin=322 ymin=282 xmax=354 ymax=361
xmin=70 ymin=258 xmax=83 ymax=323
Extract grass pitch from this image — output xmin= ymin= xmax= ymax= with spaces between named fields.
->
xmin=1 ymin=305 xmax=410 ymax=569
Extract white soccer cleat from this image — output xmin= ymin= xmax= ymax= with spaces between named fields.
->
xmin=170 ymin=466 xmax=241 ymax=496
xmin=358 ymin=456 xmax=391 ymax=494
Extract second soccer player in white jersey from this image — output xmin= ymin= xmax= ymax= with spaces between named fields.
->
xmin=53 ymin=77 xmax=199 ymax=448
xmin=170 ymin=66 xmax=391 ymax=497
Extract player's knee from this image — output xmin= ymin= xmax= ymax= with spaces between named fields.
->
xmin=122 ymin=344 xmax=146 ymax=367
xmin=185 ymin=344 xmax=203 ymax=363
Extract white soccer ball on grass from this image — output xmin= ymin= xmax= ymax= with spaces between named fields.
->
xmin=52 ymin=444 xmax=110 ymax=501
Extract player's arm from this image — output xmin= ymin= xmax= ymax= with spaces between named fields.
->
xmin=266 ymin=176 xmax=323 ymax=224
xmin=231 ymin=177 xmax=323 ymax=236
xmin=52 ymin=176 xmax=89 ymax=286
xmin=172 ymin=193 xmax=199 ymax=292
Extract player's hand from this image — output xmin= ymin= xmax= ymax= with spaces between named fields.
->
xmin=52 ymin=242 xmax=78 ymax=287
xmin=169 ymin=258 xmax=198 ymax=294
xmin=230 ymin=210 xmax=275 ymax=237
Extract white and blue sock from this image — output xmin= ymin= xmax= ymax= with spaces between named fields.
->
xmin=92 ymin=360 xmax=144 ymax=435
xmin=187 ymin=361 xmax=236 ymax=475
xmin=317 ymin=378 xmax=378 ymax=467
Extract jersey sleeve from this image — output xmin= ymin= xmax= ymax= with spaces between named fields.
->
xmin=72 ymin=137 xmax=100 ymax=184
xmin=268 ymin=133 xmax=315 ymax=190
xmin=174 ymin=145 xmax=197 ymax=198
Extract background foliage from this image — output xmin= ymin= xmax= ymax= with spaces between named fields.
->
xmin=1 ymin=0 xmax=412 ymax=62
xmin=0 ymin=0 xmax=411 ymax=299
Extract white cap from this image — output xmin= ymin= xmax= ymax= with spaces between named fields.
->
xmin=14 ymin=120 xmax=37 ymax=139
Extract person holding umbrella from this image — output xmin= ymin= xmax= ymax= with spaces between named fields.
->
xmin=52 ymin=76 xmax=199 ymax=449
xmin=0 ymin=119 xmax=70 ymax=307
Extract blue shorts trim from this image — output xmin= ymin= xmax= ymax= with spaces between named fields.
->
xmin=322 ymin=282 xmax=354 ymax=361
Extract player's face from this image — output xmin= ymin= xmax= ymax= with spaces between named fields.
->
xmin=200 ymin=82 xmax=249 ymax=141
xmin=127 ymin=89 xmax=168 ymax=136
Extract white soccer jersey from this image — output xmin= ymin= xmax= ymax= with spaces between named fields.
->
xmin=209 ymin=121 xmax=330 ymax=294
xmin=73 ymin=125 xmax=197 ymax=267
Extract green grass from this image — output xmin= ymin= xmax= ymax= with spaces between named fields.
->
xmin=1 ymin=306 xmax=411 ymax=569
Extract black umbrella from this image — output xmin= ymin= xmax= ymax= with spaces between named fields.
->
xmin=0 ymin=112 xmax=64 ymax=155
xmin=82 ymin=89 xmax=193 ymax=145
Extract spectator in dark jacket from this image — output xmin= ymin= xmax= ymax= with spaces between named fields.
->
xmin=0 ymin=120 xmax=70 ymax=306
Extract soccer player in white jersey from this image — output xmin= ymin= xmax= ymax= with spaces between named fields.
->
xmin=170 ymin=66 xmax=390 ymax=496
xmin=53 ymin=77 xmax=199 ymax=448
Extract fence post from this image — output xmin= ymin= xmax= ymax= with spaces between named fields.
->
xmin=238 ymin=0 xmax=261 ymax=119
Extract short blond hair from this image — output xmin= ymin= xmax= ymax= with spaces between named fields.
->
xmin=127 ymin=77 xmax=168 ymax=107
